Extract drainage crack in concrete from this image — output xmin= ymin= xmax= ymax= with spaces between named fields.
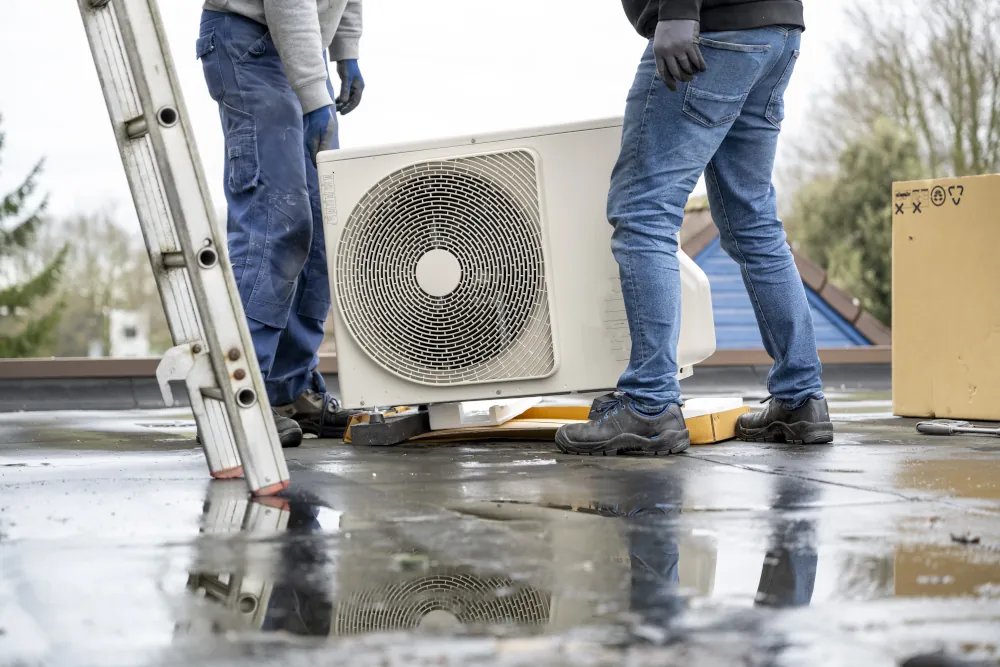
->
xmin=681 ymin=453 xmax=925 ymax=503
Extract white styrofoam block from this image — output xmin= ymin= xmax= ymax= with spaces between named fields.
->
xmin=428 ymin=397 xmax=542 ymax=431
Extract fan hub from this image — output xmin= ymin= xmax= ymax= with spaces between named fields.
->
xmin=417 ymin=609 xmax=462 ymax=631
xmin=415 ymin=249 xmax=462 ymax=298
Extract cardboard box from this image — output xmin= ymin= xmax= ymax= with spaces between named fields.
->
xmin=892 ymin=173 xmax=1000 ymax=420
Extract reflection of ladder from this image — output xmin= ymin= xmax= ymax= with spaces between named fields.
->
xmin=185 ymin=482 xmax=289 ymax=630
xmin=76 ymin=0 xmax=289 ymax=495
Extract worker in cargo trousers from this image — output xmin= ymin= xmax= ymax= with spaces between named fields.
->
xmin=196 ymin=0 xmax=364 ymax=448
xmin=557 ymin=0 xmax=834 ymax=455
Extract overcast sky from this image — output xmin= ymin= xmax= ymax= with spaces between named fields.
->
xmin=1 ymin=1 xmax=849 ymax=230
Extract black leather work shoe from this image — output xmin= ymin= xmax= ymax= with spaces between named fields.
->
xmin=273 ymin=389 xmax=360 ymax=439
xmin=588 ymin=391 xmax=622 ymax=420
xmin=272 ymin=413 xmax=305 ymax=448
xmin=557 ymin=397 xmax=690 ymax=456
xmin=735 ymin=397 xmax=833 ymax=445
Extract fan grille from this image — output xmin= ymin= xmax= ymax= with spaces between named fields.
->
xmin=332 ymin=574 xmax=550 ymax=635
xmin=335 ymin=151 xmax=554 ymax=386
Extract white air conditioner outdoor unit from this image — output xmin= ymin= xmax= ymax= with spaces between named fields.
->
xmin=317 ymin=117 xmax=716 ymax=409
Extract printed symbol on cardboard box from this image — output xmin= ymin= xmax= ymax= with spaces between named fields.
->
xmin=931 ymin=186 xmax=946 ymax=207
xmin=895 ymin=203 xmax=905 ymax=215
xmin=948 ymin=185 xmax=964 ymax=206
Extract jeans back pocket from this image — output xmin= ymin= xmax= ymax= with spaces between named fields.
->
xmin=683 ymin=36 xmax=770 ymax=128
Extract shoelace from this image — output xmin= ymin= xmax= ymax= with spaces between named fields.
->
xmin=318 ymin=392 xmax=341 ymax=432
xmin=596 ymin=395 xmax=627 ymax=424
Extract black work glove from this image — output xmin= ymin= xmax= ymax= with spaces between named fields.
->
xmin=653 ymin=19 xmax=707 ymax=92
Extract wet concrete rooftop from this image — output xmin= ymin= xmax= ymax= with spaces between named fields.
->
xmin=1 ymin=391 xmax=999 ymax=667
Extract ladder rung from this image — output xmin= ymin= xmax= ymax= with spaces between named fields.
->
xmin=125 ymin=116 xmax=148 ymax=140
xmin=161 ymin=251 xmax=186 ymax=268
xmin=201 ymin=388 xmax=224 ymax=401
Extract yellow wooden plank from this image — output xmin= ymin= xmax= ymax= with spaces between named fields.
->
xmin=518 ymin=405 xmax=591 ymax=421
xmin=346 ymin=404 xmax=750 ymax=446
xmin=407 ymin=407 xmax=751 ymax=445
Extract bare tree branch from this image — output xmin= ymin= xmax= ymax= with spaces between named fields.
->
xmin=786 ymin=0 xmax=999 ymax=181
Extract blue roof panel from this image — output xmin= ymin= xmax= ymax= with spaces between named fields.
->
xmin=693 ymin=238 xmax=870 ymax=350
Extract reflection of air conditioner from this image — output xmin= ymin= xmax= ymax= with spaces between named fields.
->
xmin=331 ymin=569 xmax=551 ymax=635
xmin=318 ymin=118 xmax=716 ymax=409
xmin=328 ymin=509 xmax=626 ymax=636
xmin=182 ymin=486 xmax=575 ymax=637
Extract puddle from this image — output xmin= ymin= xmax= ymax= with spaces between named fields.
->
xmin=5 ymin=396 xmax=1000 ymax=667
xmin=184 ymin=492 xmax=559 ymax=640
xmin=176 ymin=484 xmax=1000 ymax=654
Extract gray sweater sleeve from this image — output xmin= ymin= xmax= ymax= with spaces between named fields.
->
xmin=262 ymin=0 xmax=332 ymax=114
xmin=329 ymin=0 xmax=362 ymax=61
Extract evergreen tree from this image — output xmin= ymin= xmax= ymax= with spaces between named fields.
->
xmin=0 ymin=114 xmax=68 ymax=357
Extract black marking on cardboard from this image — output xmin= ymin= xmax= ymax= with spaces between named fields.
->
xmin=931 ymin=186 xmax=946 ymax=207
xmin=949 ymin=185 xmax=964 ymax=206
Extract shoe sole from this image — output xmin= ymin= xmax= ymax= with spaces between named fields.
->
xmin=278 ymin=429 xmax=304 ymax=448
xmin=555 ymin=430 xmax=691 ymax=457
xmin=735 ymin=421 xmax=834 ymax=445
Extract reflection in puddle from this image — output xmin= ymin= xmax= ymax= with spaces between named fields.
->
xmin=182 ymin=478 xmax=838 ymax=643
xmin=172 ymin=453 xmax=1000 ymax=667
xmin=484 ymin=487 xmax=820 ymax=612
xmin=183 ymin=485 xmax=556 ymax=638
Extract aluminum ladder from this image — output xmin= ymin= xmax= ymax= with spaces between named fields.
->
xmin=76 ymin=0 xmax=290 ymax=495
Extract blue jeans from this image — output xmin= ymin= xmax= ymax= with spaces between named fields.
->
xmin=197 ymin=11 xmax=333 ymax=405
xmin=609 ymin=27 xmax=823 ymax=412
xmin=756 ymin=477 xmax=819 ymax=608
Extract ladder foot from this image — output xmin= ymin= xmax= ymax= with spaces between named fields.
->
xmin=211 ymin=466 xmax=244 ymax=480
xmin=255 ymin=496 xmax=291 ymax=510
xmin=253 ymin=480 xmax=290 ymax=497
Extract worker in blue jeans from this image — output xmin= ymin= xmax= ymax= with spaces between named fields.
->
xmin=196 ymin=1 xmax=364 ymax=447
xmin=558 ymin=0 xmax=833 ymax=456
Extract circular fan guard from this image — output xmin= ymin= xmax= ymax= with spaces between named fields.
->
xmin=332 ymin=574 xmax=550 ymax=635
xmin=335 ymin=152 xmax=555 ymax=386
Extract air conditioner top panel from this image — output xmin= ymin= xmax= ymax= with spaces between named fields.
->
xmin=317 ymin=116 xmax=624 ymax=164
